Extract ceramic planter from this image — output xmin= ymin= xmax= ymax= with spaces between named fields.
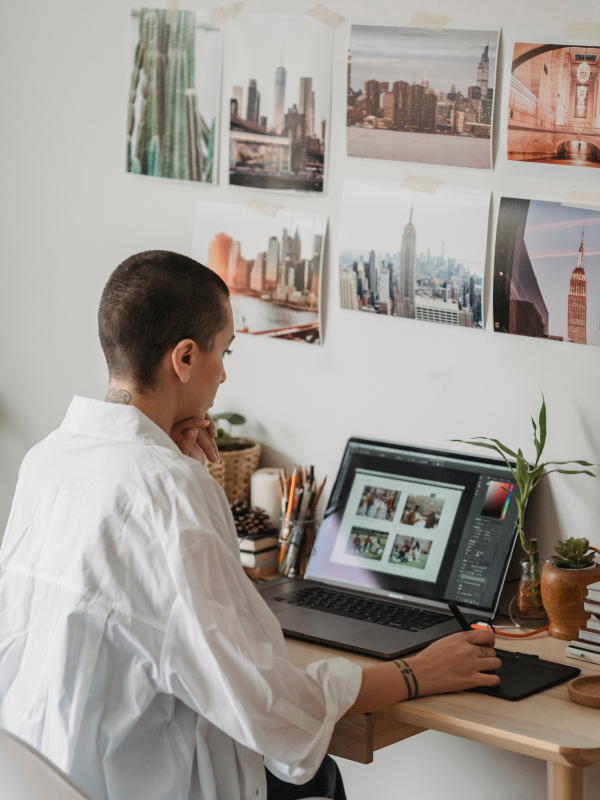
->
xmin=541 ymin=563 xmax=600 ymax=640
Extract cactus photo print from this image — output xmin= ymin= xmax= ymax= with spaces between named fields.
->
xmin=127 ymin=9 xmax=222 ymax=183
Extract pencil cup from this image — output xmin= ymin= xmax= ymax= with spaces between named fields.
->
xmin=278 ymin=516 xmax=316 ymax=578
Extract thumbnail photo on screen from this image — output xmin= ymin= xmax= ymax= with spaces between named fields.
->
xmin=481 ymin=481 xmax=513 ymax=519
xmin=345 ymin=527 xmax=389 ymax=561
xmin=389 ymin=535 xmax=433 ymax=570
xmin=356 ymin=485 xmax=401 ymax=521
xmin=400 ymin=494 xmax=445 ymax=529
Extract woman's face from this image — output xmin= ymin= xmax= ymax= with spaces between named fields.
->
xmin=188 ymin=300 xmax=235 ymax=417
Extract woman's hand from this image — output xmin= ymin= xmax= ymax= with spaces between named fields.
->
xmin=343 ymin=629 xmax=501 ymax=717
xmin=170 ymin=414 xmax=219 ymax=465
xmin=407 ymin=629 xmax=501 ymax=697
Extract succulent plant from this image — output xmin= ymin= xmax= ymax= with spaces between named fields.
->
xmin=554 ymin=537 xmax=597 ymax=569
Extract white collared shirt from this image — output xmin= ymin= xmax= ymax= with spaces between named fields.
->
xmin=0 ymin=396 xmax=362 ymax=800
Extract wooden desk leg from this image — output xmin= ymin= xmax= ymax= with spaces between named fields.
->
xmin=551 ymin=764 xmax=583 ymax=800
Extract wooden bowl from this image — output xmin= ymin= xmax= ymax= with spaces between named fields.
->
xmin=568 ymin=676 xmax=600 ymax=708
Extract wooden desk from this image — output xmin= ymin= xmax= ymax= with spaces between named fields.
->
xmin=286 ymin=633 xmax=600 ymax=800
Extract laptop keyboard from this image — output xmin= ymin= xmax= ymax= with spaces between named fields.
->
xmin=273 ymin=586 xmax=448 ymax=631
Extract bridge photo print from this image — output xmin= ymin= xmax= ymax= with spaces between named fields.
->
xmin=194 ymin=200 xmax=325 ymax=345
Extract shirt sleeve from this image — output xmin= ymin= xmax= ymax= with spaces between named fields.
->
xmin=159 ymin=520 xmax=362 ymax=784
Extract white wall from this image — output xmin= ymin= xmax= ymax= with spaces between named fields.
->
xmin=1 ymin=0 xmax=600 ymax=797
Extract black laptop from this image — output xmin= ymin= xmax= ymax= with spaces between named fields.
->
xmin=258 ymin=437 xmax=520 ymax=659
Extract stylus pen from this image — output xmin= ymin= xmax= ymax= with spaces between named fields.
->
xmin=447 ymin=601 xmax=472 ymax=631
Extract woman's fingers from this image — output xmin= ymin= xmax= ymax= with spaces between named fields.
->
xmin=170 ymin=415 xmax=219 ymax=462
xmin=476 ymin=656 xmax=502 ymax=673
xmin=187 ymin=441 xmax=207 ymax=465
xmin=205 ymin=413 xmax=218 ymax=439
xmin=197 ymin=427 xmax=220 ymax=463
xmin=171 ymin=417 xmax=210 ymax=438
xmin=475 ymin=670 xmax=501 ymax=686
xmin=466 ymin=628 xmax=496 ymax=648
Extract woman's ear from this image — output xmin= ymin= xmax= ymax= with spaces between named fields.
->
xmin=171 ymin=339 xmax=196 ymax=383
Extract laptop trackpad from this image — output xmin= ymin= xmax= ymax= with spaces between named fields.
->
xmin=274 ymin=606 xmax=369 ymax=639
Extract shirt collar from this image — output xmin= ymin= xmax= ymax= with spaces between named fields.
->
xmin=60 ymin=396 xmax=182 ymax=454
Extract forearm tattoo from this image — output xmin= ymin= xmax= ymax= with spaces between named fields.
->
xmin=105 ymin=388 xmax=132 ymax=404
xmin=394 ymin=659 xmax=419 ymax=700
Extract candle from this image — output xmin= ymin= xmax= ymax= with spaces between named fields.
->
xmin=250 ymin=468 xmax=282 ymax=529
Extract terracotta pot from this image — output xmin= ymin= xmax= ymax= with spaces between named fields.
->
xmin=541 ymin=562 xmax=600 ymax=640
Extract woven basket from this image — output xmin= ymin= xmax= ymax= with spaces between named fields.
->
xmin=205 ymin=460 xmax=225 ymax=489
xmin=206 ymin=438 xmax=261 ymax=502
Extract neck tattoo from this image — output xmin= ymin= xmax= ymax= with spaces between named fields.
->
xmin=394 ymin=659 xmax=419 ymax=700
xmin=105 ymin=388 xmax=132 ymax=405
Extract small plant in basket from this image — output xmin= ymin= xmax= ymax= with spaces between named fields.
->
xmin=212 ymin=412 xmax=250 ymax=452
xmin=208 ymin=412 xmax=261 ymax=503
xmin=453 ymin=396 xmax=596 ymax=618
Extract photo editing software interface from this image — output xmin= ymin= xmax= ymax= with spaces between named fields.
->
xmin=306 ymin=440 xmax=519 ymax=613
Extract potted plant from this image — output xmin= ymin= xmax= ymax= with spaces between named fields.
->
xmin=541 ymin=537 xmax=600 ymax=639
xmin=453 ymin=396 xmax=596 ymax=620
xmin=206 ymin=412 xmax=261 ymax=503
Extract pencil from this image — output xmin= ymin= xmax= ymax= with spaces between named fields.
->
xmin=279 ymin=472 xmax=298 ymax=567
xmin=313 ymin=476 xmax=327 ymax=510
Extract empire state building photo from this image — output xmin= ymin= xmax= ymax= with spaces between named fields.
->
xmin=567 ymin=227 xmax=587 ymax=344
xmin=494 ymin=197 xmax=600 ymax=347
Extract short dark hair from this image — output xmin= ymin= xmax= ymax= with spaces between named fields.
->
xmin=98 ymin=250 xmax=229 ymax=390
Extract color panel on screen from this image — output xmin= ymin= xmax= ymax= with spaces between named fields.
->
xmin=481 ymin=481 xmax=514 ymax=520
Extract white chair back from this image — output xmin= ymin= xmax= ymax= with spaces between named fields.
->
xmin=0 ymin=729 xmax=92 ymax=800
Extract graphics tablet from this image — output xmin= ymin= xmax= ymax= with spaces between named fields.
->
xmin=468 ymin=649 xmax=581 ymax=701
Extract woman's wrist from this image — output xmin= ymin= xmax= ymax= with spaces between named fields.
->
xmin=393 ymin=658 xmax=420 ymax=700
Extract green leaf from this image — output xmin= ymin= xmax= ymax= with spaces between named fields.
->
xmin=212 ymin=412 xmax=246 ymax=426
xmin=530 ymin=415 xmax=542 ymax=460
xmin=544 ymin=468 xmax=596 ymax=477
xmin=515 ymin=450 xmax=529 ymax=493
xmin=538 ymin=394 xmax=547 ymax=455
xmin=475 ymin=437 xmax=519 ymax=459
xmin=450 ymin=439 xmax=504 ymax=457
xmin=544 ymin=459 xmax=596 ymax=468
xmin=529 ymin=464 xmax=545 ymax=481
xmin=449 ymin=439 xmax=518 ymax=481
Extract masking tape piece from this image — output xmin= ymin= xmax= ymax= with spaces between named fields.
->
xmin=408 ymin=11 xmax=451 ymax=32
xmin=247 ymin=197 xmax=283 ymax=217
xmin=306 ymin=4 xmax=345 ymax=29
xmin=168 ymin=0 xmax=179 ymax=9
xmin=400 ymin=174 xmax=443 ymax=194
xmin=562 ymin=22 xmax=600 ymax=39
xmin=562 ymin=190 xmax=600 ymax=211
xmin=210 ymin=1 xmax=244 ymax=23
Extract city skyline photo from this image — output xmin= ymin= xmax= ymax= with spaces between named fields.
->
xmin=339 ymin=178 xmax=490 ymax=329
xmin=194 ymin=200 xmax=326 ymax=345
xmin=507 ymin=43 xmax=600 ymax=171
xmin=226 ymin=14 xmax=332 ymax=192
xmin=127 ymin=9 xmax=221 ymax=182
xmin=494 ymin=197 xmax=600 ymax=346
xmin=347 ymin=25 xmax=499 ymax=169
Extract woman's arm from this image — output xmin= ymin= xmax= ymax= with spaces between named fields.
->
xmin=344 ymin=629 xmax=500 ymax=717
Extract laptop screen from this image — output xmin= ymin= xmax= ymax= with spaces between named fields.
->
xmin=305 ymin=438 xmax=520 ymax=615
